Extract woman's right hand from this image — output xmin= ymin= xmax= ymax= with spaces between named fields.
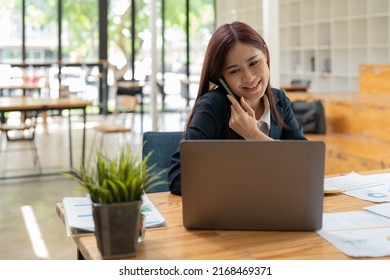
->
xmin=227 ymin=95 xmax=271 ymax=140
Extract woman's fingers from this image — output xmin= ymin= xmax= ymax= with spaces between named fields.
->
xmin=227 ymin=95 xmax=247 ymax=115
xmin=239 ymin=97 xmax=255 ymax=117
xmin=227 ymin=95 xmax=255 ymax=119
xmin=226 ymin=95 xmax=240 ymax=107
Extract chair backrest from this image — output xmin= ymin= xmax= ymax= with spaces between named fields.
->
xmin=291 ymin=100 xmax=326 ymax=134
xmin=108 ymin=95 xmax=138 ymax=127
xmin=116 ymin=95 xmax=138 ymax=113
xmin=155 ymin=81 xmax=165 ymax=97
xmin=156 ymin=81 xmax=166 ymax=110
xmin=142 ymin=131 xmax=183 ymax=193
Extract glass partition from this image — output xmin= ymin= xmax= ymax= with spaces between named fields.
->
xmin=0 ymin=0 xmax=215 ymax=113
xmin=0 ymin=1 xmax=23 ymax=63
xmin=25 ymin=0 xmax=58 ymax=63
xmin=62 ymin=0 xmax=99 ymax=63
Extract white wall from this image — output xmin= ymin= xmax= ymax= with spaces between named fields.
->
xmin=216 ymin=0 xmax=390 ymax=93
xmin=215 ymin=0 xmax=280 ymax=87
xmin=216 ymin=0 xmax=263 ymax=34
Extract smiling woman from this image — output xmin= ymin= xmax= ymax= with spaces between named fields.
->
xmin=167 ymin=21 xmax=307 ymax=196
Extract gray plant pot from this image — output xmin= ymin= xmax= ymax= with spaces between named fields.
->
xmin=92 ymin=200 xmax=142 ymax=259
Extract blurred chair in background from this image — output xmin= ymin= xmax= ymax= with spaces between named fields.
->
xmin=88 ymin=95 xmax=138 ymax=161
xmin=0 ymin=119 xmax=42 ymax=174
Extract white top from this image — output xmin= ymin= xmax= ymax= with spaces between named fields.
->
xmin=256 ymin=95 xmax=271 ymax=135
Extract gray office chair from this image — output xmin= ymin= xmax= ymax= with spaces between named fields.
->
xmin=142 ymin=131 xmax=183 ymax=193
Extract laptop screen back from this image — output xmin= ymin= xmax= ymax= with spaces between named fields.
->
xmin=180 ymin=140 xmax=325 ymax=231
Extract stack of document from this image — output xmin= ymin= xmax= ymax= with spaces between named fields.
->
xmin=324 ymin=171 xmax=390 ymax=202
xmin=319 ymin=171 xmax=390 ymax=257
xmin=63 ymin=194 xmax=166 ymax=237
xmin=317 ymin=207 xmax=390 ymax=257
xmin=62 ymin=196 xmax=95 ymax=237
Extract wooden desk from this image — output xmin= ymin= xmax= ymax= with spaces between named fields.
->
xmin=0 ymin=87 xmax=45 ymax=131
xmin=56 ymin=172 xmax=390 ymax=259
xmin=0 ymin=97 xmax=91 ymax=179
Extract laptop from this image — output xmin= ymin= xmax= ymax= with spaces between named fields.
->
xmin=180 ymin=140 xmax=325 ymax=231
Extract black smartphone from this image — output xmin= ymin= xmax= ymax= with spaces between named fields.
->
xmin=218 ymin=78 xmax=238 ymax=101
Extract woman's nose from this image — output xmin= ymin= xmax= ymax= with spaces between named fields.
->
xmin=241 ymin=68 xmax=255 ymax=82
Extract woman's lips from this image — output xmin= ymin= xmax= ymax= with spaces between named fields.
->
xmin=242 ymin=80 xmax=261 ymax=92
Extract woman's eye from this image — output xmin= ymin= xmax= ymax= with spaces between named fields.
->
xmin=229 ymin=69 xmax=239 ymax=74
xmin=250 ymin=60 xmax=259 ymax=67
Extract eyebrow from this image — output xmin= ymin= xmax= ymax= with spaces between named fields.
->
xmin=225 ymin=54 xmax=260 ymax=71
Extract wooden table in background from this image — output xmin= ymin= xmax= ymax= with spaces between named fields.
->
xmin=0 ymin=96 xmax=91 ymax=179
xmin=0 ymin=83 xmax=42 ymax=97
xmin=56 ymin=170 xmax=390 ymax=260
xmin=280 ymin=85 xmax=309 ymax=92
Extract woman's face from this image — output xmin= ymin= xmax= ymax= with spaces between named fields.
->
xmin=222 ymin=42 xmax=269 ymax=104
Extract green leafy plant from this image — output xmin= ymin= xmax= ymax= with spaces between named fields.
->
xmin=63 ymin=146 xmax=165 ymax=204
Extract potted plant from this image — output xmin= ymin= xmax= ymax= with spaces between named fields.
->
xmin=63 ymin=146 xmax=165 ymax=259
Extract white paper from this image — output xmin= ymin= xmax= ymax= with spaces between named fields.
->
xmin=141 ymin=194 xmax=166 ymax=228
xmin=324 ymin=172 xmax=390 ymax=202
xmin=324 ymin=172 xmax=366 ymax=191
xmin=63 ymin=197 xmax=94 ymax=237
xmin=364 ymin=203 xmax=390 ymax=219
xmin=345 ymin=185 xmax=390 ymax=203
xmin=317 ymin=211 xmax=390 ymax=257
xmin=62 ymin=194 xmax=166 ymax=237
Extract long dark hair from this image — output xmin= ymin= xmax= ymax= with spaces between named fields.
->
xmin=186 ymin=21 xmax=285 ymax=128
